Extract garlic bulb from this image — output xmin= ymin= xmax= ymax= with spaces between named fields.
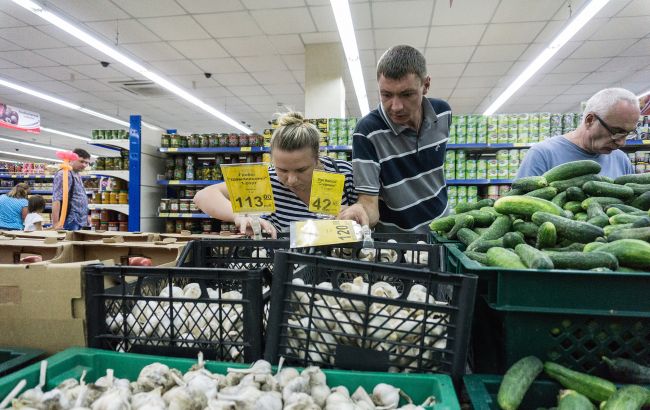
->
xmin=274 ymin=367 xmax=299 ymax=389
xmin=136 ymin=363 xmax=179 ymax=393
xmin=372 ymin=383 xmax=401 ymax=409
xmin=90 ymin=387 xmax=130 ymax=410
xmin=352 ymin=386 xmax=375 ymax=409
xmin=254 ymin=391 xmax=282 ymax=410
xmin=163 ymin=386 xmax=207 ymax=410
xmin=132 ymin=387 xmax=165 ymax=409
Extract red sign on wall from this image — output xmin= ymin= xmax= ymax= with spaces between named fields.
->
xmin=0 ymin=102 xmax=40 ymax=134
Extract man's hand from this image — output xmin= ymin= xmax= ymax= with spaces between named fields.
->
xmin=233 ymin=215 xmax=277 ymax=239
xmin=338 ymin=203 xmax=369 ymax=226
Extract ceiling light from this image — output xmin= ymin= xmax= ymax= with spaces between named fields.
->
xmin=0 ymin=158 xmax=19 ymax=163
xmin=0 ymin=150 xmax=61 ymax=162
xmin=330 ymin=0 xmax=370 ymax=116
xmin=483 ymin=0 xmax=610 ymax=115
xmin=0 ymin=135 xmax=98 ymax=159
xmin=41 ymin=127 xmax=90 ymax=142
xmin=12 ymin=0 xmax=252 ymax=134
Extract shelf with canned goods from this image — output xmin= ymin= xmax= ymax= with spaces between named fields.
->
xmin=88 ymin=204 xmax=129 ymax=215
xmin=86 ymin=170 xmax=129 ymax=182
xmin=447 ymin=179 xmax=514 ymax=185
xmin=0 ymin=173 xmax=55 ymax=179
xmin=157 ymin=180 xmax=223 ymax=186
xmin=159 ymin=212 xmax=210 ymax=218
xmin=159 ymin=146 xmax=269 ymax=154
xmin=446 ymin=139 xmax=650 ymax=151
xmin=0 ymin=189 xmax=53 ymax=194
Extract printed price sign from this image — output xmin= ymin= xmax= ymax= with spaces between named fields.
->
xmin=308 ymin=170 xmax=345 ymax=216
xmin=290 ymin=219 xmax=359 ymax=248
xmin=221 ymin=163 xmax=275 ymax=214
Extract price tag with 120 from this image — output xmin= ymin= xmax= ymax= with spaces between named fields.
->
xmin=221 ymin=163 xmax=275 ymax=214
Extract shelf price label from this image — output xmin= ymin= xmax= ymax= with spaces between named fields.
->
xmin=290 ymin=219 xmax=359 ymax=248
xmin=221 ymin=163 xmax=275 ymax=214
xmin=308 ymin=170 xmax=345 ymax=216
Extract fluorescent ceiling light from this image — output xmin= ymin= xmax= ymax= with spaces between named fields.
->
xmin=41 ymin=127 xmax=90 ymax=142
xmin=0 ymin=150 xmax=61 ymax=162
xmin=330 ymin=0 xmax=370 ymax=116
xmin=0 ymin=158 xmax=19 ymax=163
xmin=637 ymin=89 xmax=650 ymax=98
xmin=13 ymin=0 xmax=252 ymax=134
xmin=483 ymin=0 xmax=610 ymax=115
xmin=0 ymin=135 xmax=96 ymax=158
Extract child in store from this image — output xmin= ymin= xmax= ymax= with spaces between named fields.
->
xmin=23 ymin=195 xmax=46 ymax=231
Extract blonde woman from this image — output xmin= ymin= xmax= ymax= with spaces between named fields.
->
xmin=194 ymin=112 xmax=357 ymax=238
xmin=0 ymin=182 xmax=30 ymax=230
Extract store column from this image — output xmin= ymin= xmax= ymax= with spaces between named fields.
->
xmin=304 ymin=43 xmax=346 ymax=118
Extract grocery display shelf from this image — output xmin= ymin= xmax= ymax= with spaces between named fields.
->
xmin=86 ymin=170 xmax=129 ymax=181
xmin=87 ymin=204 xmax=129 ymax=215
xmin=159 ymin=212 xmax=210 ymax=218
xmin=158 ymin=145 xmax=353 ymax=154
xmin=447 ymin=179 xmax=513 ymax=185
xmin=157 ymin=179 xmax=223 ymax=186
xmin=89 ymin=138 xmax=130 ymax=151
xmin=446 ymin=139 xmax=650 ymax=150
xmin=0 ymin=189 xmax=52 ymax=194
xmin=0 ymin=173 xmax=54 ymax=179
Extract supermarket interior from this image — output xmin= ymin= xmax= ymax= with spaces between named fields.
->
xmin=0 ymin=0 xmax=650 ymax=409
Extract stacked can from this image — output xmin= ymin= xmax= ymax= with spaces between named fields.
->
xmin=529 ymin=113 xmax=540 ymax=143
xmin=487 ymin=158 xmax=499 ymax=180
xmin=449 ymin=118 xmax=457 ymax=144
xmin=466 ymin=115 xmax=477 ymax=144
xmin=550 ymin=113 xmax=563 ymax=137
xmin=445 ymin=151 xmax=456 ymax=180
xmin=477 ymin=115 xmax=488 ymax=144
xmin=517 ymin=113 xmax=530 ymax=144
xmin=477 ymin=158 xmax=488 ymax=179
xmin=347 ymin=117 xmax=357 ymax=142
xmin=499 ymin=185 xmax=512 ymax=197
xmin=456 ymin=115 xmax=467 ymax=144
xmin=487 ymin=185 xmax=499 ymax=200
xmin=562 ymin=113 xmax=576 ymax=134
xmin=448 ymin=186 xmax=457 ymax=209
xmin=507 ymin=114 xmax=518 ymax=143
xmin=455 ymin=150 xmax=466 ymax=179
xmin=495 ymin=150 xmax=508 ymax=180
xmin=457 ymin=185 xmax=467 ymax=205
xmin=487 ymin=115 xmax=499 ymax=144
xmin=539 ymin=113 xmax=551 ymax=141
xmin=467 ymin=186 xmax=478 ymax=203
xmin=519 ymin=149 xmax=529 ymax=162
xmin=508 ymin=149 xmax=520 ymax=179
xmin=466 ymin=159 xmax=477 ymax=179
xmin=497 ymin=114 xmax=509 ymax=143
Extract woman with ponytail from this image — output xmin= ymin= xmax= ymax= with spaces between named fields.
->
xmin=0 ymin=182 xmax=30 ymax=230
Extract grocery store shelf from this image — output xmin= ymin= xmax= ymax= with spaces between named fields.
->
xmin=89 ymin=139 xmax=130 ymax=151
xmin=159 ymin=147 xmax=268 ymax=153
xmin=447 ymin=139 xmax=650 ymax=150
xmin=86 ymin=170 xmax=129 ymax=181
xmin=324 ymin=145 xmax=352 ymax=151
xmin=159 ymin=212 xmax=210 ymax=218
xmin=88 ymin=204 xmax=129 ymax=215
xmin=447 ymin=179 xmax=513 ymax=185
xmin=157 ymin=180 xmax=223 ymax=186
xmin=0 ymin=173 xmax=53 ymax=179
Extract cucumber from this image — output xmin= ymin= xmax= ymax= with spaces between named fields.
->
xmin=544 ymin=251 xmax=619 ymax=270
xmin=497 ymin=356 xmax=544 ymax=410
xmin=457 ymin=227 xmax=480 ymax=246
xmin=495 ymin=195 xmax=564 ymax=217
xmin=606 ymin=203 xmax=642 ymax=213
xmin=575 ymin=212 xmax=589 ymax=222
xmin=606 ymin=207 xmax=623 ymax=217
xmin=543 ymin=160 xmax=601 ymax=183
xmin=466 ymin=209 xmax=497 ymax=227
xmin=463 ymin=251 xmax=488 ymax=265
xmin=552 ymin=191 xmax=568 ymax=208
xmin=583 ymin=242 xmax=606 ymax=252
xmin=581 ymin=197 xmax=624 ymax=210
xmin=486 ymin=247 xmax=527 ymax=269
xmin=602 ymin=385 xmax=648 ymax=410
xmin=614 ymin=173 xmax=650 ymax=185
xmin=429 ymin=215 xmax=456 ymax=233
xmin=513 ymin=220 xmax=540 ymax=239
xmin=624 ymin=183 xmax=650 ymax=195
xmin=631 ymin=216 xmax=650 ymax=228
xmin=602 ymin=357 xmax=650 ymax=384
xmin=557 ymin=390 xmax=596 ymax=410
xmin=480 ymin=206 xmax=500 ymax=215
xmin=466 ymin=215 xmax=512 ymax=252
xmin=515 ymin=243 xmax=554 ymax=269
xmin=455 ymin=202 xmax=481 ymax=214
xmin=563 ymin=201 xmax=584 ymax=214
xmin=603 ymin=223 xmax=634 ymax=236
xmin=609 ymin=213 xmax=646 ymax=225
xmin=565 ymin=186 xmax=587 ymax=202
xmin=550 ymin=174 xmax=605 ymax=192
xmin=477 ymin=198 xmax=496 ymax=208
xmin=563 ymin=210 xmax=575 ymax=219
xmin=469 ymin=238 xmax=505 ymax=253
xmin=585 ymin=239 xmax=650 ymax=269
xmin=586 ymin=202 xmax=606 ymax=219
xmin=536 ymin=221 xmax=556 ymax=249
xmin=630 ymin=191 xmax=650 ymax=211
xmin=503 ymin=187 xmax=524 ymax=196
xmin=544 ymin=361 xmax=616 ymax=402
xmin=543 ymin=243 xmax=586 ymax=252
xmin=524 ymin=186 xmax=558 ymax=200
xmin=532 ymin=212 xmax=605 ymax=243
xmin=587 ymin=215 xmax=610 ymax=228
xmin=446 ymin=214 xmax=474 ymax=239
xmin=503 ymin=231 xmax=525 ymax=249
xmin=511 ymin=175 xmax=548 ymax=192
xmin=474 ymin=227 xmax=489 ymax=235
xmin=582 ymin=181 xmax=635 ymax=200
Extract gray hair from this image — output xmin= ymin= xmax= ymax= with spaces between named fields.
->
xmin=377 ymin=45 xmax=427 ymax=82
xmin=582 ymin=88 xmax=639 ymax=122
xmin=270 ymin=111 xmax=320 ymax=159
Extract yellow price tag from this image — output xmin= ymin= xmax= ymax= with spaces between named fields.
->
xmin=309 ymin=170 xmax=345 ymax=216
xmin=167 ymin=148 xmax=178 ymax=152
xmin=240 ymin=147 xmax=252 ymax=152
xmin=169 ymin=213 xmax=179 ymax=217
xmin=221 ymin=163 xmax=275 ymax=214
xmin=291 ymin=219 xmax=358 ymax=248
xmin=168 ymin=180 xmax=180 ymax=185
xmin=642 ymin=140 xmax=650 ymax=145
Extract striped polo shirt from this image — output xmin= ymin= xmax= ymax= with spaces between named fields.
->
xmin=352 ymin=97 xmax=451 ymax=234
xmin=262 ymin=157 xmax=357 ymax=233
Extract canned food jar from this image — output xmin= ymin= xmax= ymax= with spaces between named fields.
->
xmin=173 ymin=167 xmax=185 ymax=180
xmin=189 ymin=202 xmax=199 ymax=213
xmin=119 ymin=222 xmax=128 ymax=232
xmin=114 ymin=158 xmax=123 ymax=170
xmin=118 ymin=190 xmax=128 ymax=204
xmin=170 ymin=134 xmax=180 ymax=148
xmin=209 ymin=133 xmax=219 ymax=147
xmin=161 ymin=134 xmax=170 ymax=148
xmin=100 ymin=222 xmax=109 ymax=231
xmin=179 ymin=199 xmax=191 ymax=213
xmin=95 ymin=157 xmax=105 ymax=170
xmin=109 ymin=191 xmax=118 ymax=204
xmin=228 ymin=133 xmax=239 ymax=147
xmin=219 ymin=133 xmax=229 ymax=147
xmin=175 ymin=220 xmax=184 ymax=233
xmin=117 ymin=213 xmax=128 ymax=222
xmin=90 ymin=210 xmax=101 ymax=221
xmin=101 ymin=191 xmax=110 ymax=204
xmin=108 ymin=222 xmax=119 ymax=232
xmin=104 ymin=158 xmax=114 ymax=170
xmin=185 ymin=188 xmax=196 ymax=198
xmin=202 ymin=220 xmax=212 ymax=233
xmin=200 ymin=134 xmax=210 ymax=148
xmin=189 ymin=134 xmax=200 ymax=148
xmin=100 ymin=210 xmax=111 ymax=222
xmin=165 ymin=220 xmax=175 ymax=233
xmin=169 ymin=199 xmax=180 ymax=212
xmin=184 ymin=220 xmax=194 ymax=231
xmin=91 ymin=220 xmax=101 ymax=230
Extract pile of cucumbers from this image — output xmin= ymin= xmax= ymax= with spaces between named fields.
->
xmin=497 ymin=355 xmax=650 ymax=409
xmin=430 ymin=159 xmax=650 ymax=271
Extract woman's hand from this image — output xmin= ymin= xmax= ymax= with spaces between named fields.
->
xmin=233 ymin=215 xmax=278 ymax=239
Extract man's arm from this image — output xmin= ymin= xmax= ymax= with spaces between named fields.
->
xmin=338 ymin=194 xmax=378 ymax=227
xmin=52 ymin=171 xmax=63 ymax=227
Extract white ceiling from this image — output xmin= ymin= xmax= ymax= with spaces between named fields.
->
xmin=0 ymin=0 xmax=648 ymax=161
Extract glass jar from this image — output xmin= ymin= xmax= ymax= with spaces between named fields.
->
xmin=165 ymin=219 xmax=175 ymax=233
xmin=212 ymin=164 xmax=222 ymax=181
xmin=119 ymin=222 xmax=128 ymax=231
xmin=200 ymin=134 xmax=210 ymax=148
xmin=178 ymin=189 xmax=186 ymax=198
xmin=114 ymin=157 xmax=123 ymax=170
xmin=185 ymin=188 xmax=196 ymax=199
xmin=170 ymin=134 xmax=180 ymax=148
xmin=117 ymin=212 xmax=128 ymax=222
xmin=185 ymin=166 xmax=194 ymax=181
xmin=109 ymin=191 xmax=119 ymax=204
xmin=101 ymin=191 xmax=111 ymax=204
xmin=90 ymin=210 xmax=101 ymax=221
xmin=118 ymin=190 xmax=128 ymax=204
xmin=238 ymin=134 xmax=249 ymax=147
xmin=175 ymin=220 xmax=184 ymax=233
xmin=189 ymin=133 xmax=201 ymax=148
xmin=161 ymin=134 xmax=170 ymax=148
xmin=95 ymin=157 xmax=105 ymax=170
xmin=209 ymin=133 xmax=219 ymax=147
xmin=100 ymin=221 xmax=109 ymax=231
xmin=159 ymin=198 xmax=170 ymax=212
xmin=104 ymin=158 xmax=114 ymax=170
xmin=123 ymin=157 xmax=129 ymax=169
xmin=189 ymin=201 xmax=198 ymax=213
xmin=184 ymin=220 xmax=194 ymax=231
xmin=228 ymin=133 xmax=239 ymax=147
xmin=100 ymin=210 xmax=111 ymax=222
xmin=175 ymin=156 xmax=185 ymax=168
xmin=179 ymin=199 xmax=191 ymax=213
xmin=169 ymin=199 xmax=180 ymax=212
xmin=202 ymin=220 xmax=212 ymax=233
xmin=108 ymin=222 xmax=119 ymax=231
xmin=180 ymin=135 xmax=189 ymax=148
xmin=173 ymin=167 xmax=185 ymax=180
xmin=219 ymin=133 xmax=229 ymax=147
xmin=92 ymin=192 xmax=102 ymax=204
xmin=91 ymin=220 xmax=101 ymax=231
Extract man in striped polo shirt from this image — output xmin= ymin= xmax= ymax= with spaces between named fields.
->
xmin=340 ymin=45 xmax=451 ymax=234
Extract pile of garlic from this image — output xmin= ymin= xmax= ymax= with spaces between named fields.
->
xmin=284 ymin=276 xmax=449 ymax=372
xmin=105 ymin=282 xmax=248 ymax=361
xmin=3 ymin=355 xmax=436 ymax=410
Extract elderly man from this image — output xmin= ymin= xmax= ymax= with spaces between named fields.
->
xmin=517 ymin=88 xmax=640 ymax=179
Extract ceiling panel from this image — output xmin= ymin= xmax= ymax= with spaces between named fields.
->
xmin=471 ymin=44 xmax=528 ymax=62
xmin=214 ymin=72 xmax=257 ymax=87
xmin=431 ymin=0 xmax=499 ymax=25
xmin=463 ymin=61 xmax=514 ymax=77
xmin=281 ymin=54 xmax=304 ymax=71
xmin=551 ymin=58 xmax=610 ymax=73
xmin=122 ymin=41 xmax=185 ymax=62
xmin=251 ymin=70 xmax=296 ymax=85
xmin=250 ymin=8 xmax=316 ymax=35
xmin=34 ymin=47 xmax=96 ymax=65
xmin=427 ymin=63 xmax=465 ymax=78
xmin=0 ymin=26 xmax=65 ymax=49
xmin=268 ymin=35 xmax=304 ymax=55
xmin=110 ymin=0 xmax=186 ymax=18
xmin=0 ymin=10 xmax=28 ymax=28
xmin=237 ymin=55 xmax=287 ymax=72
xmin=570 ymin=39 xmax=638 ymax=58
xmin=374 ymin=27 xmax=429 ymax=49
xmin=193 ymin=58 xmax=245 ymax=74
xmin=590 ymin=16 xmax=650 ymax=41
xmin=31 ymin=66 xmax=87 ymax=81
xmin=0 ymin=58 xmax=20 ymax=69
xmin=140 ymin=16 xmax=211 ymax=41
xmin=170 ymin=39 xmax=229 ymax=59
xmin=176 ymin=0 xmax=244 ymax=13
xmin=84 ymin=19 xmax=160 ymax=44
xmin=301 ymin=31 xmax=340 ymax=45
xmin=481 ymin=22 xmax=546 ymax=45
xmin=0 ymin=50 xmax=57 ymax=67
xmin=49 ymin=0 xmax=129 ymax=22
xmin=427 ymin=25 xmax=486 ymax=47
xmin=424 ymin=46 xmax=475 ymax=64
xmin=194 ymin=12 xmax=263 ymax=38
xmin=219 ymin=36 xmax=276 ymax=57
xmin=492 ymin=0 xmax=565 ymax=22
xmin=372 ymin=1 xmax=434 ymax=28
xmin=0 ymin=68 xmax=54 ymax=82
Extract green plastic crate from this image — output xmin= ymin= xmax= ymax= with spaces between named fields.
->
xmin=464 ymin=374 xmax=563 ymax=410
xmin=0 ymin=347 xmax=461 ymax=410
xmin=430 ymin=231 xmax=461 ymax=245
xmin=0 ymin=348 xmax=43 ymax=378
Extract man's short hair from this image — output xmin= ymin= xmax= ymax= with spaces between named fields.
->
xmin=582 ymin=88 xmax=639 ymax=123
xmin=377 ymin=45 xmax=427 ymax=82
xmin=73 ymin=148 xmax=91 ymax=159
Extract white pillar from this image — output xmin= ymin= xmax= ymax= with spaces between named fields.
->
xmin=304 ymin=43 xmax=346 ymax=118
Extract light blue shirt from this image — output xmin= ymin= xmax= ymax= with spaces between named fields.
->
xmin=0 ymin=195 xmax=27 ymax=230
xmin=517 ymin=135 xmax=634 ymax=179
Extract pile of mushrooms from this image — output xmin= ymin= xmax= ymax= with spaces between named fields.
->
xmin=1 ymin=355 xmax=436 ymax=409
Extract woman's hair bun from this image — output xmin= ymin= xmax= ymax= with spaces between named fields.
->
xmin=277 ymin=111 xmax=306 ymax=127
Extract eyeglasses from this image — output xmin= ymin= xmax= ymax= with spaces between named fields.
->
xmin=593 ymin=113 xmax=638 ymax=141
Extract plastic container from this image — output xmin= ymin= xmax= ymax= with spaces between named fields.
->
xmin=0 ymin=347 xmax=460 ymax=409
xmin=464 ymin=374 xmax=562 ymax=410
xmin=265 ymin=251 xmax=477 ymax=384
xmin=0 ymin=348 xmax=43 ymax=378
xmin=84 ymin=264 xmax=271 ymax=363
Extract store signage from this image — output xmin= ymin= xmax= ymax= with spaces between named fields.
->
xmin=0 ymin=102 xmax=40 ymax=133
xmin=290 ymin=219 xmax=359 ymax=248
xmin=221 ymin=163 xmax=275 ymax=214
xmin=309 ymin=170 xmax=345 ymax=216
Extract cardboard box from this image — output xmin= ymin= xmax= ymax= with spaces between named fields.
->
xmin=159 ymin=232 xmax=243 ymax=242
xmin=1 ymin=230 xmax=156 ymax=242
xmin=0 ymin=230 xmax=71 ymax=241
xmin=0 ymin=237 xmax=71 ymax=264
xmin=49 ymin=241 xmax=186 ymax=267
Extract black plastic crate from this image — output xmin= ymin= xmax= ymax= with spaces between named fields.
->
xmin=85 ymin=264 xmax=271 ymax=363
xmin=176 ymin=238 xmax=287 ymax=270
xmin=264 ymin=251 xmax=477 ymax=384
